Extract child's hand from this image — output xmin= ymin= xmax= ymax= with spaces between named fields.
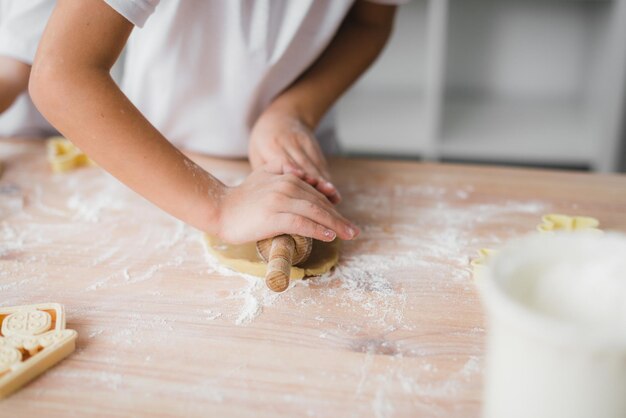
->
xmin=248 ymin=109 xmax=341 ymax=204
xmin=216 ymin=167 xmax=358 ymax=245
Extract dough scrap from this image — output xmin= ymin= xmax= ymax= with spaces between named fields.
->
xmin=46 ymin=137 xmax=95 ymax=173
xmin=204 ymin=234 xmax=340 ymax=278
xmin=472 ymin=214 xmax=603 ymax=281
xmin=470 ymin=248 xmax=497 ymax=282
xmin=537 ymin=214 xmax=600 ymax=233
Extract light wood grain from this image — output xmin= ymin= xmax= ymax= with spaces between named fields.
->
xmin=1 ymin=139 xmax=626 ymax=417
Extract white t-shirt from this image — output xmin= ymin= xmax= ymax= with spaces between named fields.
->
xmin=0 ymin=0 xmax=56 ymax=138
xmin=105 ymin=0 xmax=406 ymax=157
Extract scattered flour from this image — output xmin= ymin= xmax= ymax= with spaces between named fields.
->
xmin=50 ymin=368 xmax=124 ymax=391
xmin=1 ymin=148 xmax=553 ymax=415
xmin=88 ymin=329 xmax=105 ymax=339
xmin=203 ymin=309 xmax=223 ymax=321
xmin=195 ymin=191 xmax=548 ymax=328
xmin=200 ymin=235 xmax=284 ymax=325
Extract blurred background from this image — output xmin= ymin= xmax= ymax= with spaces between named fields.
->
xmin=337 ymin=0 xmax=626 ymax=172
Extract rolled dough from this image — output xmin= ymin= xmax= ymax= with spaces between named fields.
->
xmin=203 ymin=235 xmax=340 ymax=279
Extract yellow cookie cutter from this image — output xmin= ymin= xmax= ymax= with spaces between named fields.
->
xmin=536 ymin=214 xmax=601 ymax=233
xmin=0 ymin=303 xmax=77 ymax=399
xmin=47 ymin=137 xmax=95 ymax=173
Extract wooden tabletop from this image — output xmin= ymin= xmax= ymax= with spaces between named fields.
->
xmin=1 ymin=139 xmax=626 ymax=417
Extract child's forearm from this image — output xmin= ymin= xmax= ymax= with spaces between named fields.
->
xmin=269 ymin=0 xmax=397 ymax=128
xmin=35 ymin=71 xmax=224 ymax=233
xmin=0 ymin=56 xmax=30 ymax=113
xmin=29 ymin=0 xmax=359 ymax=245
xmin=30 ymin=0 xmax=223 ymax=234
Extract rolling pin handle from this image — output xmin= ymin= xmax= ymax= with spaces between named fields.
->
xmin=265 ymin=235 xmax=295 ymax=292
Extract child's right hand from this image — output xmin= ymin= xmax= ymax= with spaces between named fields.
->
xmin=216 ymin=167 xmax=359 ymax=245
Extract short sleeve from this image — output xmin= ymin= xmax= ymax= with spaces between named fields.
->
xmin=104 ymin=0 xmax=160 ymax=28
xmin=0 ymin=0 xmax=55 ymax=64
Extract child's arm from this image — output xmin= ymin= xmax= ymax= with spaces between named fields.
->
xmin=0 ymin=56 xmax=30 ymax=113
xmin=249 ymin=0 xmax=397 ymax=201
xmin=30 ymin=0 xmax=358 ymax=244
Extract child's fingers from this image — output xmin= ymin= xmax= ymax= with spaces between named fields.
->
xmin=278 ymin=178 xmax=357 ymax=236
xmin=301 ymin=139 xmax=331 ymax=180
xmin=264 ymin=158 xmax=328 ymax=199
xmin=287 ymin=146 xmax=325 ymax=181
xmin=281 ymin=162 xmax=304 ymax=178
xmin=273 ymin=213 xmax=337 ymax=242
xmin=277 ymin=173 xmax=341 ymax=211
xmin=315 ymin=181 xmax=341 ymax=204
xmin=295 ymin=171 xmax=340 ymax=204
xmin=287 ymin=148 xmax=340 ymax=202
xmin=286 ymin=199 xmax=356 ymax=240
xmin=263 ymin=157 xmax=300 ymax=176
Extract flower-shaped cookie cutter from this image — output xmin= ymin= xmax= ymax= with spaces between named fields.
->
xmin=47 ymin=137 xmax=95 ymax=173
xmin=0 ymin=303 xmax=77 ymax=398
xmin=537 ymin=214 xmax=601 ymax=233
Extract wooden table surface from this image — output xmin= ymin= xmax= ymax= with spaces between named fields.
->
xmin=1 ymin=139 xmax=626 ymax=417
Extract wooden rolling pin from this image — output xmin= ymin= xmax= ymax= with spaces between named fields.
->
xmin=256 ymin=235 xmax=312 ymax=292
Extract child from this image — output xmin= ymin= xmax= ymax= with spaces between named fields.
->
xmin=30 ymin=0 xmax=404 ymax=244
xmin=0 ymin=0 xmax=55 ymax=137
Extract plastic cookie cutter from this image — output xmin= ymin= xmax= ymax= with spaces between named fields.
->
xmin=0 ymin=303 xmax=77 ymax=399
xmin=536 ymin=214 xmax=601 ymax=233
xmin=47 ymin=136 xmax=95 ymax=173
xmin=470 ymin=248 xmax=498 ymax=281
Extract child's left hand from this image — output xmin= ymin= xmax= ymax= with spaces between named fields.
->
xmin=248 ymin=108 xmax=341 ymax=204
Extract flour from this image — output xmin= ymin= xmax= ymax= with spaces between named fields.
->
xmin=395 ymin=355 xmax=482 ymax=398
xmin=203 ymin=309 xmax=222 ymax=321
xmin=235 ymin=288 xmax=262 ymax=325
xmin=353 ymin=353 xmax=482 ymax=418
xmin=0 ymin=222 xmax=23 ymax=257
xmin=0 ymin=183 xmax=23 ymax=219
xmin=88 ymin=329 xmax=105 ymax=339
xmin=2 ymin=145 xmax=560 ymax=416
xmin=200 ymin=235 xmax=285 ymax=325
xmin=372 ymin=379 xmax=395 ymax=418
xmin=29 ymin=184 xmax=68 ymax=217
xmin=122 ymin=256 xmax=184 ymax=285
xmin=3 ymin=151 xmax=549 ymax=332
xmin=483 ymin=234 xmax=626 ymax=418
xmin=49 ymin=368 xmax=124 ymax=391
xmin=156 ymin=219 xmax=186 ymax=249
xmin=89 ymin=246 xmax=123 ymax=267
xmin=84 ymin=267 xmax=152 ymax=291
xmin=497 ymin=233 xmax=626 ymax=329
xmin=65 ymin=173 xmax=131 ymax=222
xmin=534 ymin=258 xmax=626 ymax=328
xmin=312 ymin=254 xmax=408 ymax=329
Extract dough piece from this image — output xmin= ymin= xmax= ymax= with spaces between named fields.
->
xmin=537 ymin=214 xmax=600 ymax=233
xmin=0 ymin=303 xmax=77 ymax=399
xmin=47 ymin=137 xmax=95 ymax=173
xmin=470 ymin=248 xmax=497 ymax=281
xmin=472 ymin=214 xmax=602 ymax=281
xmin=204 ymin=234 xmax=340 ymax=278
